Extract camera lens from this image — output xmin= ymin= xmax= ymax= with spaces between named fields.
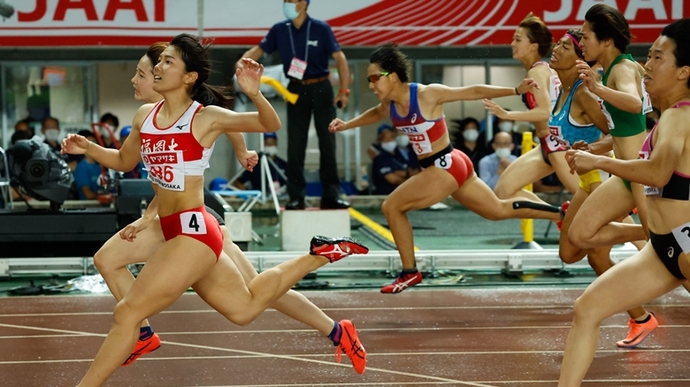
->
xmin=29 ymin=162 xmax=46 ymax=178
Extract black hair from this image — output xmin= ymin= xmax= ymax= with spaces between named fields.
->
xmin=461 ymin=117 xmax=481 ymax=131
xmin=585 ymin=4 xmax=631 ymax=53
xmin=77 ymin=129 xmax=95 ymax=139
xmin=169 ymin=33 xmax=234 ymax=109
xmin=565 ymin=28 xmax=584 ymax=59
xmin=42 ymin=116 xmax=59 ymax=128
xmin=519 ymin=13 xmax=553 ymax=57
xmin=661 ymin=18 xmax=690 ymax=89
xmin=99 ymin=112 xmax=119 ymax=128
xmin=146 ymin=41 xmax=169 ymax=72
xmin=369 ymin=43 xmax=412 ymax=83
xmin=10 ymin=129 xmax=32 ymax=145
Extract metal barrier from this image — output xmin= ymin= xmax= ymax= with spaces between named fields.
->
xmin=0 ymin=245 xmax=639 ymax=278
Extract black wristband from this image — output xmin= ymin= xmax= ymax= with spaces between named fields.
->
xmin=515 ymin=87 xmax=520 ymax=95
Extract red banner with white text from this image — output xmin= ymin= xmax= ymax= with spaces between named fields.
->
xmin=0 ymin=0 xmax=685 ymax=47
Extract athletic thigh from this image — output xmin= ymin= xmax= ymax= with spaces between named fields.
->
xmin=192 ymin=250 xmax=254 ymax=316
xmin=95 ymin=217 xmax=165 ymax=270
xmin=122 ymin=236 xmax=217 ymax=319
xmin=570 ymin=176 xmax=634 ymax=233
xmin=221 ymin=227 xmax=260 ymax=282
xmin=547 ymin=151 xmax=582 ymax=194
xmin=577 ymin=244 xmax=681 ymax=320
xmin=494 ymin=146 xmax=554 ymax=198
xmin=384 ymin=167 xmax=458 ymax=213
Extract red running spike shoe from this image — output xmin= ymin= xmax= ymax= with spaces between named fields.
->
xmin=309 ymin=235 xmax=369 ymax=263
xmin=380 ymin=271 xmax=423 ymax=294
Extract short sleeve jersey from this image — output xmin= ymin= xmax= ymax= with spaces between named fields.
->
xmin=259 ymin=16 xmax=340 ymax=79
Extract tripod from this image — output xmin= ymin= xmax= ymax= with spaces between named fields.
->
xmin=227 ymin=133 xmax=286 ymax=216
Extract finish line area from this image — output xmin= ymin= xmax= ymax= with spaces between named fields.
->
xmin=0 ymin=197 xmax=636 ymax=289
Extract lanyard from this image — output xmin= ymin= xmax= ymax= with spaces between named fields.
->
xmin=287 ymin=20 xmax=312 ymax=63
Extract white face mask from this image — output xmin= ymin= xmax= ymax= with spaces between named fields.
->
xmin=381 ymin=140 xmax=397 ymax=153
xmin=100 ymin=128 xmax=111 ymax=139
xmin=495 ymin=147 xmax=512 ymax=159
xmin=283 ymin=3 xmax=299 ymax=20
xmin=463 ymin=129 xmax=479 ymax=142
xmin=44 ymin=129 xmax=59 ymax=142
xmin=264 ymin=145 xmax=278 ymax=156
xmin=396 ymin=135 xmax=410 ymax=148
xmin=498 ymin=122 xmax=514 ymax=132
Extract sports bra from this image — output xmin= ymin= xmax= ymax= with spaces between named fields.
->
xmin=642 ymin=101 xmax=690 ymax=200
xmin=548 ymin=79 xmax=601 ymax=146
xmin=139 ymin=100 xmax=214 ymax=191
xmin=390 ymin=83 xmax=449 ymax=155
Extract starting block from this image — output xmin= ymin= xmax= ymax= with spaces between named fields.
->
xmin=280 ymin=208 xmax=350 ymax=251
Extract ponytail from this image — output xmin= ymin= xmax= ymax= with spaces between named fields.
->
xmin=191 ymin=82 xmax=235 ymax=109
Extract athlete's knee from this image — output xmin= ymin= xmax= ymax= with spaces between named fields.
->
xmin=559 ymin=248 xmax=585 ymax=264
xmin=113 ymin=298 xmax=147 ymax=327
xmin=381 ymin=197 xmax=403 ymax=217
xmin=93 ymin=245 xmax=116 ymax=274
xmin=572 ymin=292 xmax=607 ymax=328
xmin=568 ymin=226 xmax=592 ymax=249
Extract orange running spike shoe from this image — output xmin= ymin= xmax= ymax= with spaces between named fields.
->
xmin=616 ymin=313 xmax=658 ymax=348
xmin=123 ymin=332 xmax=161 ymax=366
xmin=335 ymin=319 xmax=366 ymax=374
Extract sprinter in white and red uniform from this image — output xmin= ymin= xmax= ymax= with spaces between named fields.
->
xmin=61 ymin=33 xmax=368 ymax=387
xmin=483 ymin=13 xmax=582 ymax=204
xmin=330 ymin=44 xmax=563 ymax=294
xmin=90 ymin=42 xmax=368 ymax=373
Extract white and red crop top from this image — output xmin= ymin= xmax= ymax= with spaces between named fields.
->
xmin=139 ymin=100 xmax=214 ymax=191
xmin=390 ymin=83 xmax=448 ymax=155
xmin=522 ymin=61 xmax=561 ymax=110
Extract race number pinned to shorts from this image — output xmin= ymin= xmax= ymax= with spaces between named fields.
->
xmin=434 ymin=153 xmax=453 ymax=170
xmin=181 ymin=211 xmax=207 ymax=235
xmin=671 ymin=221 xmax=690 ymax=254
xmin=287 ymin=57 xmax=307 ymax=80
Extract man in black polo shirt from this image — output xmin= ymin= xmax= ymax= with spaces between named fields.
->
xmin=237 ymin=0 xmax=350 ymax=210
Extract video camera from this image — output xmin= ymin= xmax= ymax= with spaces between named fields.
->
xmin=7 ymin=138 xmax=73 ymax=211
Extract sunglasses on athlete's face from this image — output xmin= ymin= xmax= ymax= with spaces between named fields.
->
xmin=367 ymin=71 xmax=390 ymax=83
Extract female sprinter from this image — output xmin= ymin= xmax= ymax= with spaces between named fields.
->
xmin=566 ymin=3 xmax=658 ymax=347
xmin=483 ymin=13 xmax=580 ymax=203
xmin=63 ymin=34 xmax=367 ymax=387
xmin=92 ymin=42 xmax=367 ymax=373
xmin=329 ymin=44 xmax=562 ymax=294
xmin=559 ymin=18 xmax=690 ymax=385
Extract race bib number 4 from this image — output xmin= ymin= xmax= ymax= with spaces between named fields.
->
xmin=181 ymin=212 xmax=207 ymax=235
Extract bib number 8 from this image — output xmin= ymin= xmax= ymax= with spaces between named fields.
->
xmin=434 ymin=154 xmax=452 ymax=170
